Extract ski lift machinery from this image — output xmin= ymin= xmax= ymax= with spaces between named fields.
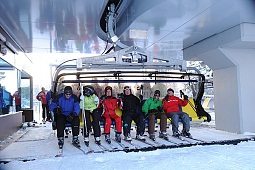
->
xmin=51 ymin=46 xmax=211 ymax=122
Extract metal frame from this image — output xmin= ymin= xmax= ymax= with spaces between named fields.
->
xmin=52 ymin=70 xmax=204 ymax=99
xmin=50 ymin=49 xmax=211 ymax=121
xmin=51 ymin=45 xmax=204 ymax=99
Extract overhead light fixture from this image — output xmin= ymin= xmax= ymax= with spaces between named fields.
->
xmin=0 ymin=33 xmax=6 ymax=42
xmin=111 ymin=36 xmax=118 ymax=43
xmin=129 ymin=29 xmax=148 ymax=39
xmin=5 ymin=41 xmax=18 ymax=54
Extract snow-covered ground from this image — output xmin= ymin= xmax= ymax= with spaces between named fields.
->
xmin=1 ymin=112 xmax=255 ymax=170
xmin=1 ymin=140 xmax=255 ymax=170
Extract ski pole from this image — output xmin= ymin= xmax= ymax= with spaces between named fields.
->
xmin=181 ymin=89 xmax=207 ymax=121
xmin=80 ymin=85 xmax=88 ymax=138
xmin=143 ymin=113 xmax=150 ymax=121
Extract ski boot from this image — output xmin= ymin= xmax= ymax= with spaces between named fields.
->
xmin=72 ymin=136 xmax=80 ymax=148
xmin=159 ymin=131 xmax=169 ymax=140
xmin=115 ymin=133 xmax=121 ymax=143
xmin=58 ymin=137 xmax=64 ymax=149
xmin=172 ymin=132 xmax=180 ymax=138
xmin=84 ymin=137 xmax=89 ymax=146
xmin=95 ymin=137 xmax=101 ymax=145
xmin=136 ymin=134 xmax=146 ymax=141
xmin=124 ymin=133 xmax=132 ymax=142
xmin=182 ymin=131 xmax=192 ymax=138
xmin=149 ymin=133 xmax=156 ymax=141
xmin=105 ymin=134 xmax=111 ymax=144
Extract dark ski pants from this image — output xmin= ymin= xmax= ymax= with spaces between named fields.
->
xmin=15 ymin=105 xmax=21 ymax=112
xmin=122 ymin=112 xmax=145 ymax=136
xmin=83 ymin=109 xmax=101 ymax=138
xmin=57 ymin=114 xmax=80 ymax=138
xmin=147 ymin=112 xmax=165 ymax=134
xmin=42 ymin=104 xmax=51 ymax=120
xmin=161 ymin=112 xmax=190 ymax=133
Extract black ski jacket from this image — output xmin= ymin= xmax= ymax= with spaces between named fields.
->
xmin=122 ymin=94 xmax=140 ymax=114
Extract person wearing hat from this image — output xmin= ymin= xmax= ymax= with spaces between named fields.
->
xmin=142 ymin=90 xmax=164 ymax=141
xmin=161 ymin=88 xmax=191 ymax=139
xmin=81 ymin=85 xmax=101 ymax=146
xmin=50 ymin=86 xmax=81 ymax=149
xmin=98 ymin=86 xmax=122 ymax=144
xmin=122 ymin=86 xmax=145 ymax=141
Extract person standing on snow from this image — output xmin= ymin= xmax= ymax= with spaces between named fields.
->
xmin=50 ymin=86 xmax=81 ymax=149
xmin=12 ymin=87 xmax=21 ymax=112
xmin=98 ymin=86 xmax=122 ymax=144
xmin=81 ymin=85 xmax=101 ymax=146
xmin=161 ymin=88 xmax=191 ymax=139
xmin=142 ymin=90 xmax=164 ymax=141
xmin=46 ymin=89 xmax=54 ymax=122
xmin=36 ymin=87 xmax=51 ymax=122
xmin=122 ymin=86 xmax=145 ymax=141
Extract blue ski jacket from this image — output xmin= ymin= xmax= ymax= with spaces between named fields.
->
xmin=50 ymin=93 xmax=80 ymax=116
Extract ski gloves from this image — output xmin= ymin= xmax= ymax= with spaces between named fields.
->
xmin=148 ymin=106 xmax=163 ymax=114
xmin=66 ymin=112 xmax=77 ymax=122
xmin=180 ymin=90 xmax=189 ymax=100
xmin=148 ymin=109 xmax=157 ymax=114
xmin=184 ymin=95 xmax=188 ymax=100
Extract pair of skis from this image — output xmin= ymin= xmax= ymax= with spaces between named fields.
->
xmin=55 ymin=148 xmax=64 ymax=157
xmin=55 ymin=143 xmax=94 ymax=157
xmin=122 ymin=138 xmax=147 ymax=149
xmin=147 ymin=134 xmax=203 ymax=145
xmin=132 ymin=138 xmax=158 ymax=148
xmin=100 ymin=138 xmax=129 ymax=151
xmin=170 ymin=135 xmax=206 ymax=144
xmin=85 ymin=139 xmax=127 ymax=153
xmin=73 ymin=144 xmax=94 ymax=155
xmin=111 ymin=138 xmax=129 ymax=151
xmin=55 ymin=141 xmax=121 ymax=157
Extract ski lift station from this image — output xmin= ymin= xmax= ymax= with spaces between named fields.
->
xmin=0 ymin=0 xmax=255 ymax=144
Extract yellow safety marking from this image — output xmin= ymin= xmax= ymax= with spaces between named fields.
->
xmin=202 ymin=98 xmax=210 ymax=110
xmin=182 ymin=98 xmax=207 ymax=122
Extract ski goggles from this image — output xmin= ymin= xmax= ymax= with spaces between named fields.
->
xmin=124 ymin=86 xmax=131 ymax=91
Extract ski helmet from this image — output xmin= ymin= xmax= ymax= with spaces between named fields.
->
xmin=123 ymin=86 xmax=131 ymax=94
xmin=105 ymin=86 xmax=112 ymax=96
xmin=83 ymin=85 xmax=95 ymax=97
xmin=64 ymin=86 xmax=72 ymax=94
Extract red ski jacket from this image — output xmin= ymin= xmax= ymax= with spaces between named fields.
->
xmin=99 ymin=96 xmax=122 ymax=117
xmin=13 ymin=92 xmax=21 ymax=105
xmin=162 ymin=95 xmax=188 ymax=114
xmin=36 ymin=91 xmax=47 ymax=104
